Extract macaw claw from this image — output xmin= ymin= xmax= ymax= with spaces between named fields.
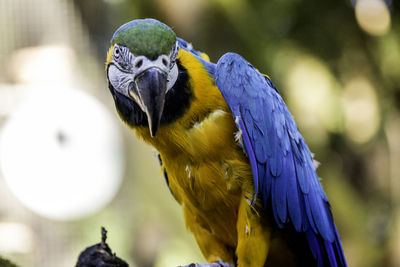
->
xmin=179 ymin=259 xmax=234 ymax=267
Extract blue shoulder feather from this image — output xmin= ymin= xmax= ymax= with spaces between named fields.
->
xmin=215 ymin=52 xmax=347 ymax=267
xmin=177 ymin=38 xmax=216 ymax=77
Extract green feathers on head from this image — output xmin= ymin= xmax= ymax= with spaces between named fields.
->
xmin=111 ymin=19 xmax=176 ymax=60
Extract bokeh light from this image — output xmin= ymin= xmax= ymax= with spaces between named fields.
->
xmin=355 ymin=0 xmax=391 ymax=36
xmin=9 ymin=46 xmax=76 ymax=85
xmin=342 ymin=77 xmax=380 ymax=144
xmin=283 ymin=53 xmax=342 ymax=146
xmin=0 ymin=223 xmax=33 ymax=254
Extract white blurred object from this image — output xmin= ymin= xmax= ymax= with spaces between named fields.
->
xmin=0 ymin=222 xmax=33 ymax=254
xmin=0 ymin=87 xmax=124 ymax=220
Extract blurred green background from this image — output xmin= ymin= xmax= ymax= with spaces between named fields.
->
xmin=0 ymin=0 xmax=399 ymax=266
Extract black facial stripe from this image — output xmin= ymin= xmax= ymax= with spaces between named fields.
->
xmin=108 ymin=62 xmax=132 ymax=75
xmin=161 ymin=62 xmax=192 ymax=124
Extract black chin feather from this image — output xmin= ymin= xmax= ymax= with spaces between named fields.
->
xmin=108 ymin=59 xmax=193 ymax=128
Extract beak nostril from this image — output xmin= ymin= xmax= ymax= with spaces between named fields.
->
xmin=135 ymin=59 xmax=143 ymax=68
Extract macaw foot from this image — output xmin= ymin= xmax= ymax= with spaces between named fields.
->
xmin=179 ymin=259 xmax=234 ymax=267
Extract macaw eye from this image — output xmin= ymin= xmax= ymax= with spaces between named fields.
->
xmin=114 ymin=47 xmax=120 ymax=59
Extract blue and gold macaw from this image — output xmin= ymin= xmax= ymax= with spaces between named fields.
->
xmin=105 ymin=19 xmax=347 ymax=267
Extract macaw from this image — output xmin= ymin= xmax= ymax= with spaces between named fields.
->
xmin=105 ymin=18 xmax=347 ymax=267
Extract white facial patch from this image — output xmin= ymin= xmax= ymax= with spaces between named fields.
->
xmin=108 ymin=42 xmax=180 ymax=100
xmin=167 ymin=64 xmax=178 ymax=92
xmin=108 ymin=64 xmax=134 ymax=98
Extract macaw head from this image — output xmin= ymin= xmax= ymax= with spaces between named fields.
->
xmin=106 ymin=19 xmax=179 ymax=137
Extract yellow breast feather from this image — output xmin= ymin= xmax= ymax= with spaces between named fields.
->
xmin=133 ymin=49 xmax=256 ymax=258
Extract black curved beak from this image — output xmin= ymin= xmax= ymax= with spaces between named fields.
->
xmin=130 ymin=67 xmax=168 ymax=137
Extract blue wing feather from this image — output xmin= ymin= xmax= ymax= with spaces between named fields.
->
xmin=237 ymin=115 xmax=259 ymax=205
xmin=177 ymin=38 xmax=203 ymax=57
xmin=214 ymin=52 xmax=347 ymax=266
